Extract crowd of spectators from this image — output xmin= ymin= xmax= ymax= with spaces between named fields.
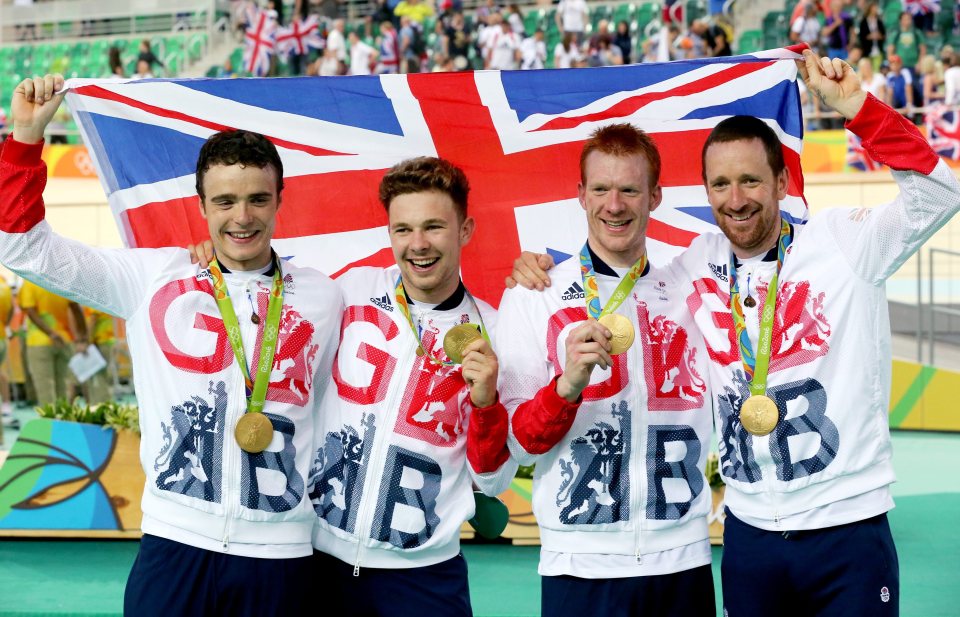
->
xmin=227 ymin=0 xmax=736 ymax=76
xmin=0 ymin=274 xmax=122 ymax=443
xmin=790 ymin=0 xmax=960 ymax=125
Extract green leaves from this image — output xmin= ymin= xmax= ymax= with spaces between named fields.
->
xmin=34 ymin=400 xmax=140 ymax=434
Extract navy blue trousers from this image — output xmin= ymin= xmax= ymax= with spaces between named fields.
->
xmin=124 ymin=534 xmax=314 ymax=617
xmin=541 ymin=564 xmax=716 ymax=617
xmin=722 ymin=511 xmax=899 ymax=617
xmin=312 ymin=550 xmax=473 ymax=617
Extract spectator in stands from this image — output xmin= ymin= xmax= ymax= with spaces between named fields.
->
xmin=859 ymin=1 xmax=887 ymax=71
xmin=321 ymin=18 xmax=347 ymax=75
xmin=348 ymin=30 xmax=378 ymax=75
xmin=887 ymin=53 xmax=915 ymax=109
xmin=431 ymin=52 xmax=455 ymax=71
xmin=475 ymin=0 xmax=500 ymax=25
xmin=587 ymin=35 xmax=623 ymax=66
xmin=394 ymin=0 xmax=435 ymax=27
xmin=858 ymin=56 xmax=889 ymax=104
xmin=888 ymin=11 xmax=926 ymax=77
xmin=399 ymin=15 xmax=423 ymax=73
xmin=919 ymin=53 xmax=945 ymax=105
xmin=137 ymin=39 xmax=165 ymax=74
xmin=377 ymin=20 xmax=400 ymax=73
xmin=486 ymin=17 xmax=521 ymax=70
xmin=18 ymin=281 xmax=87 ymax=406
xmin=108 ymin=46 xmax=125 ymax=78
xmin=553 ymin=31 xmax=583 ymax=68
xmin=133 ymin=60 xmax=155 ymax=80
xmin=943 ymin=52 xmax=960 ymax=104
xmin=586 ymin=19 xmax=611 ymax=56
xmin=84 ymin=307 xmax=114 ymax=405
xmin=612 ymin=20 xmax=633 ymax=64
xmin=791 ymin=2 xmax=823 ymax=53
xmin=521 ymin=29 xmax=546 ymax=69
xmin=506 ymin=3 xmax=525 ymax=35
xmin=555 ymin=0 xmax=588 ymax=45
xmin=443 ymin=11 xmax=473 ymax=69
xmin=705 ymin=18 xmax=732 ymax=57
xmin=641 ymin=24 xmax=681 ymax=62
xmin=905 ymin=0 xmax=939 ymax=36
xmin=822 ymin=0 xmax=854 ymax=60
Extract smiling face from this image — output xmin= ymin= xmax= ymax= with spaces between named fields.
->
xmin=578 ymin=150 xmax=661 ymax=267
xmin=199 ymin=163 xmax=280 ymax=271
xmin=704 ymin=138 xmax=787 ymax=259
xmin=388 ymin=190 xmax=475 ymax=303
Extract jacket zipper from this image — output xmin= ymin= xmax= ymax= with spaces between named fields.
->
xmin=350 ymin=329 xmax=414 ymax=576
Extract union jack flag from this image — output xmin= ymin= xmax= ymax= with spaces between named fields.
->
xmin=905 ymin=0 xmax=940 ymax=16
xmin=663 ymin=0 xmax=685 ymax=24
xmin=275 ymin=15 xmax=325 ymax=59
xmin=925 ymin=102 xmax=960 ymax=160
xmin=243 ymin=8 xmax=277 ymax=76
xmin=845 ymin=130 xmax=884 ymax=171
xmin=63 ymin=46 xmax=807 ymax=306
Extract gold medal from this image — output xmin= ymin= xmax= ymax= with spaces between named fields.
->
xmin=740 ymin=395 xmax=779 ymax=436
xmin=443 ymin=323 xmax=482 ymax=364
xmin=235 ymin=412 xmax=274 ymax=453
xmin=598 ymin=313 xmax=635 ymax=355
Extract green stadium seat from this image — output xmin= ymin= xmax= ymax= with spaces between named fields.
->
xmin=636 ymin=3 xmax=659 ymax=33
xmin=612 ymin=3 xmax=635 ymax=26
xmin=737 ymin=29 xmax=764 ymax=54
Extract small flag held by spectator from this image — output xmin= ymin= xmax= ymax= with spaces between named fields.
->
xmin=243 ymin=7 xmax=277 ymax=76
xmin=925 ymin=103 xmax=960 ymax=160
xmin=276 ymin=15 xmax=325 ymax=59
xmin=846 ymin=130 xmax=884 ymax=171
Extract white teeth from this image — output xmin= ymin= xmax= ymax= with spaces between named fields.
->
xmin=731 ymin=214 xmax=750 ymax=222
xmin=230 ymin=231 xmax=255 ymax=239
xmin=606 ymin=221 xmax=628 ymax=228
xmin=412 ymin=258 xmax=437 ymax=266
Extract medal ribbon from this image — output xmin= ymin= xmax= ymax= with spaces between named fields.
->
xmin=578 ymin=243 xmax=648 ymax=320
xmin=393 ymin=275 xmax=490 ymax=366
xmin=209 ymin=255 xmax=284 ymax=413
xmin=728 ymin=218 xmax=793 ymax=395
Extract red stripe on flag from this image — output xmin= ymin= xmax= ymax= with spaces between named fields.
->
xmin=647 ymin=217 xmax=699 ymax=248
xmin=535 ymin=62 xmax=774 ymax=132
xmin=122 ymin=169 xmax=390 ymax=248
xmin=331 ymin=247 xmax=396 ymax=279
xmin=73 ymin=85 xmax=347 ymax=158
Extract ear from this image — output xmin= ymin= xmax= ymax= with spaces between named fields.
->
xmin=649 ymin=184 xmax=663 ymax=213
xmin=577 ymin=181 xmax=587 ymax=211
xmin=460 ymin=215 xmax=476 ymax=246
xmin=776 ymin=167 xmax=789 ymax=201
xmin=198 ymin=195 xmax=208 ymax=220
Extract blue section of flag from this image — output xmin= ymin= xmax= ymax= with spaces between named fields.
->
xmin=502 ymin=63 xmax=712 ymax=123
xmin=547 ymin=247 xmax=573 ymax=264
xmin=176 ymin=77 xmax=405 ymax=136
xmin=679 ymin=80 xmax=804 ymax=140
xmin=80 ymin=112 xmax=206 ymax=193
xmin=676 ymin=206 xmax=716 ymax=225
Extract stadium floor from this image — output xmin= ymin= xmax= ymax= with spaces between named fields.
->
xmin=0 ymin=431 xmax=958 ymax=616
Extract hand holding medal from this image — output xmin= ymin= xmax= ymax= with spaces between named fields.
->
xmin=458 ymin=335 xmax=499 ymax=408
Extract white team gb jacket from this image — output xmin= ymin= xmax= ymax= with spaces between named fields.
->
xmin=0 ymin=137 xmax=342 ymax=558
xmin=677 ymin=94 xmax=960 ymax=528
xmin=310 ymin=266 xmax=517 ymax=570
xmin=497 ymin=254 xmax=713 ymax=559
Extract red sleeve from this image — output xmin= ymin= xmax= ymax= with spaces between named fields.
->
xmin=466 ymin=396 xmax=510 ymax=474
xmin=0 ymin=137 xmax=47 ymax=234
xmin=511 ymin=375 xmax=581 ymax=455
xmin=846 ymin=92 xmax=939 ymax=175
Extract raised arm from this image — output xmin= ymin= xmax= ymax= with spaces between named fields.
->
xmin=0 ymin=74 xmax=179 ymax=319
